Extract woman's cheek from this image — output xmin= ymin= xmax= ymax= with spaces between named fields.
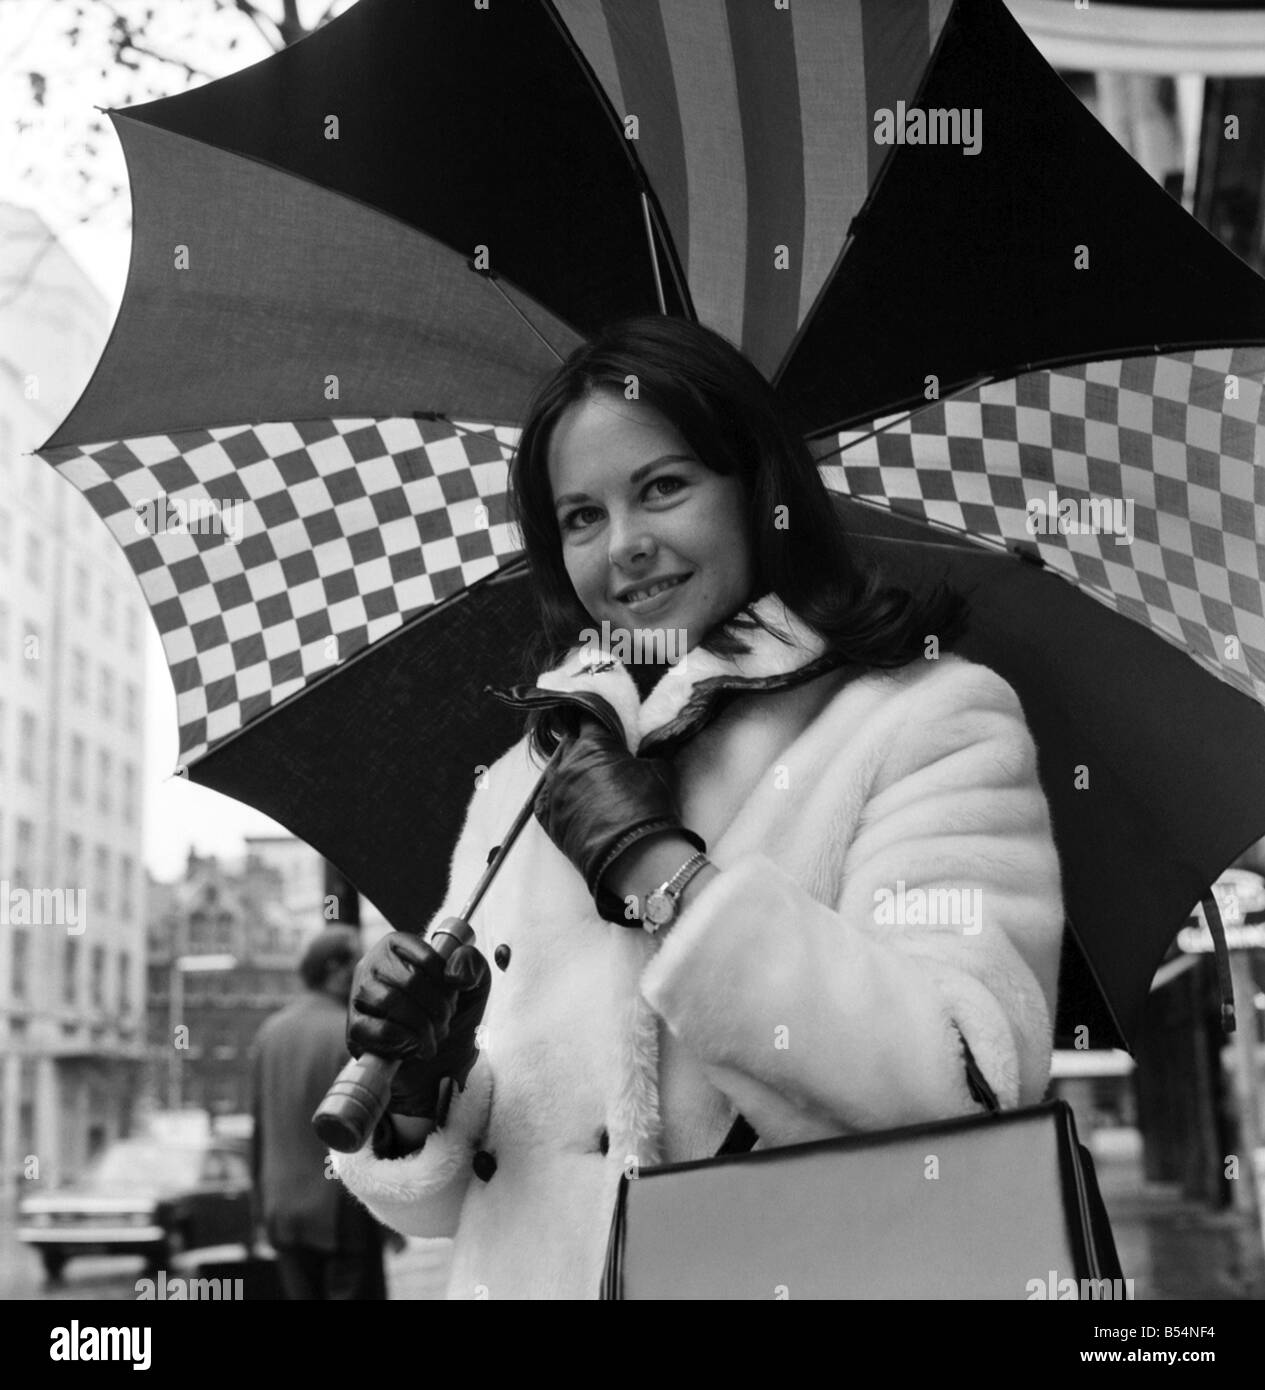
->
xmin=574 ymin=556 xmax=608 ymax=615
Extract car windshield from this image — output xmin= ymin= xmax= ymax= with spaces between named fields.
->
xmin=85 ymin=1142 xmax=203 ymax=1191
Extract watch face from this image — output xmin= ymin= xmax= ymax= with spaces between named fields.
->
xmin=643 ymin=889 xmax=674 ymax=928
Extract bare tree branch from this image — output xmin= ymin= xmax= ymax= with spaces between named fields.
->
xmin=0 ymin=231 xmax=60 ymax=311
xmin=97 ymin=1 xmax=216 ymax=81
xmin=234 ymin=0 xmax=284 ymax=52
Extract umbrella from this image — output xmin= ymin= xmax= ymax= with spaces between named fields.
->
xmin=37 ymin=0 xmax=1265 ymax=1051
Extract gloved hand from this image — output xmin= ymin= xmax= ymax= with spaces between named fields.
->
xmin=347 ymin=932 xmax=491 ymax=1118
xmin=534 ymin=714 xmax=705 ymax=924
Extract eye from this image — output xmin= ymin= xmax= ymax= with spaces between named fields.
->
xmin=646 ymin=475 xmax=685 ymax=500
xmin=560 ymin=504 xmax=602 ymax=532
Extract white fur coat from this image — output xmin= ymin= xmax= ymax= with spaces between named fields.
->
xmin=333 ymin=595 xmax=1063 ymax=1299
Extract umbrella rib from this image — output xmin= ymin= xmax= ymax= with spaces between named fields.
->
xmin=812 ymin=338 xmax=1265 ymax=440
xmin=769 ymin=0 xmax=966 ymax=390
xmin=176 ymin=554 xmax=530 ymax=774
xmin=537 ymin=0 xmax=695 ymax=323
xmin=471 ymin=266 xmax=566 ymax=365
xmin=811 ymin=375 xmax=996 ymax=460
xmin=640 ymin=191 xmax=667 ymax=314
xmin=832 ymin=495 xmax=1013 ymax=560
xmin=414 ymin=414 xmax=519 ymax=459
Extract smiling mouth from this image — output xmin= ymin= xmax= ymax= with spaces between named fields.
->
xmin=618 ymin=574 xmax=691 ymax=605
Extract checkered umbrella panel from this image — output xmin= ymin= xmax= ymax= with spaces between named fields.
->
xmin=819 ymin=348 xmax=1265 ymax=707
xmin=41 ymin=418 xmax=521 ymax=765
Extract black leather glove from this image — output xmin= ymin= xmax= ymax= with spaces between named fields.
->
xmin=347 ymin=932 xmax=491 ymax=1119
xmin=534 ymin=714 xmax=705 ymax=924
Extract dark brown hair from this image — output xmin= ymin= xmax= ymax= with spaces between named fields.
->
xmin=508 ymin=315 xmax=966 ymax=751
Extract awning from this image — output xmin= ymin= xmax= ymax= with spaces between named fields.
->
xmin=1009 ymin=0 xmax=1265 ymax=74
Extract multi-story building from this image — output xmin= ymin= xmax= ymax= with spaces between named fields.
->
xmin=0 ymin=203 xmax=148 ymax=1189
xmin=145 ymin=851 xmax=311 ymax=1117
xmin=141 ymin=836 xmax=393 ymax=1119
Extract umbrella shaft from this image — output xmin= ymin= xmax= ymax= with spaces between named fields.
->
xmin=458 ymin=750 xmax=559 ymax=922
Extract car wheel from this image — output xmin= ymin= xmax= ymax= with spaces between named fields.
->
xmin=40 ymin=1249 xmax=68 ymax=1284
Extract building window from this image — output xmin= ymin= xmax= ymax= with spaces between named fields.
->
xmin=102 ymin=585 xmax=115 ymax=636
xmin=74 ymin=564 xmax=89 ymax=615
xmin=69 ymin=735 xmax=85 ymax=801
xmin=125 ymin=605 xmax=140 ymax=653
xmin=94 ymin=845 xmax=109 ymax=914
xmin=66 ymin=833 xmax=83 ymax=883
xmin=119 ymin=855 xmax=134 ymax=920
xmin=97 ymin=749 xmax=112 ymax=815
xmin=90 ymin=945 xmax=106 ymax=1009
xmin=99 ymin=667 xmax=114 ymax=720
xmin=125 ymin=682 xmax=139 ymax=733
xmin=63 ymin=938 xmax=79 ymax=1005
xmin=24 ymin=532 xmax=42 ymax=587
xmin=71 ymin=648 xmax=87 ymax=703
xmin=122 ymin=763 xmax=136 ymax=825
xmin=18 ymin=712 xmax=36 ymax=784
xmin=12 ymin=929 xmax=29 ymax=1000
xmin=118 ymin=951 xmax=131 ymax=1015
xmin=14 ymin=819 xmax=34 ymax=890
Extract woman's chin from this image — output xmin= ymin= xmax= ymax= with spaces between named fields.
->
xmin=581 ymin=607 xmax=694 ymax=663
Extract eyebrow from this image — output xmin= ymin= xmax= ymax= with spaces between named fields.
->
xmin=553 ymin=454 xmax=697 ymax=512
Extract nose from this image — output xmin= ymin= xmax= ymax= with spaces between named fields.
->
xmin=607 ymin=512 xmax=656 ymax=573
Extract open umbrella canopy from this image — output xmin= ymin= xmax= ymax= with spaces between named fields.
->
xmin=37 ymin=0 xmax=1265 ymax=1050
xmin=43 ymin=0 xmax=1265 ymax=447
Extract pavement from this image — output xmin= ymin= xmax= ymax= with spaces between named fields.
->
xmin=1092 ymin=1153 xmax=1265 ymax=1301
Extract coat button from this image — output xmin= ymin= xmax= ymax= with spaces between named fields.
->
xmin=472 ymin=1150 xmax=497 ymax=1182
xmin=494 ymin=944 xmax=511 ymax=971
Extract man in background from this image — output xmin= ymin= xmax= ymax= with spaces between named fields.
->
xmin=250 ymin=926 xmax=389 ymax=1299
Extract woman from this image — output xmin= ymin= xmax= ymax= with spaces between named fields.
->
xmin=334 ymin=316 xmax=1064 ymax=1299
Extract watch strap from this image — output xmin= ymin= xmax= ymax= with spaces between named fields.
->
xmin=660 ymin=850 xmax=710 ymax=901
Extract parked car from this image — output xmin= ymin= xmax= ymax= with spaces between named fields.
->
xmin=18 ymin=1135 xmax=254 ymax=1283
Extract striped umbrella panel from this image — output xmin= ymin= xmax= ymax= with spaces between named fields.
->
xmin=557 ymin=0 xmax=954 ymax=379
xmin=818 ymin=348 xmax=1265 ymax=705
xmin=41 ymin=418 xmax=522 ymax=764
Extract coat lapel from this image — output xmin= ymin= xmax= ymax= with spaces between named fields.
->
xmin=531 ymin=593 xmax=844 ymax=754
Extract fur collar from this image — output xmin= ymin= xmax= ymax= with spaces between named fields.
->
xmin=532 ymin=593 xmax=840 ymax=755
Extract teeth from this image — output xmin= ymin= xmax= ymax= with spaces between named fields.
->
xmin=625 ymin=576 xmax=684 ymax=603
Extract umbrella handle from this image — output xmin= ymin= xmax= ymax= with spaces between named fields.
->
xmin=312 ymin=915 xmax=474 ymax=1153
xmin=311 ymin=748 xmax=559 ymax=1154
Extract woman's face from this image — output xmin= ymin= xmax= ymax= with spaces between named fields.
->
xmin=546 ymin=391 xmax=754 ymax=653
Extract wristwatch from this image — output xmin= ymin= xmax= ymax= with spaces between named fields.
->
xmin=641 ymin=851 xmax=711 ymax=933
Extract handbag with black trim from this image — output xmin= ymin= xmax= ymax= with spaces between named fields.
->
xmin=601 ymin=1048 xmax=1124 ymax=1300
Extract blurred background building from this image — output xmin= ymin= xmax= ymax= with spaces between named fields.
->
xmin=1016 ymin=0 xmax=1265 ymax=273
xmin=0 ymin=203 xmax=148 ymax=1194
xmin=144 ymin=850 xmax=306 ymax=1118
